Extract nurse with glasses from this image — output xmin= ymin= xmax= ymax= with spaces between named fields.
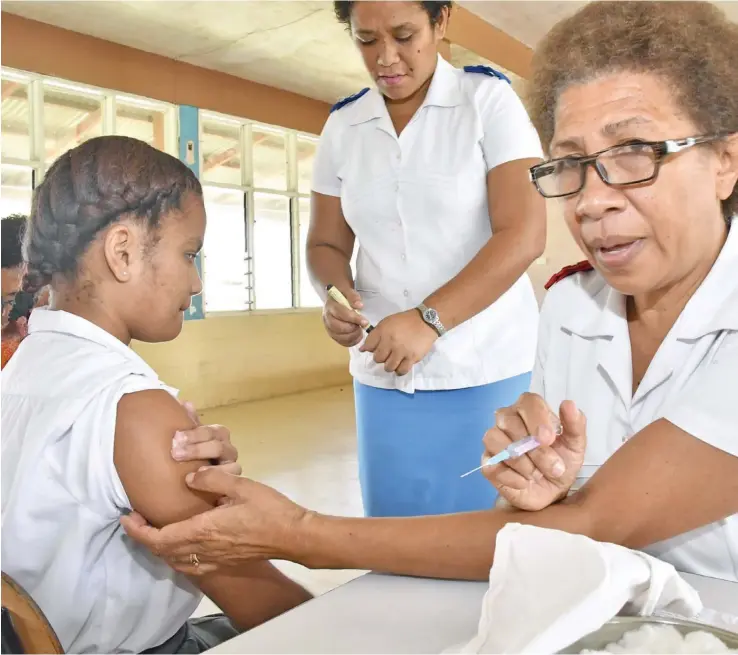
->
xmin=529 ymin=135 xmax=728 ymax=198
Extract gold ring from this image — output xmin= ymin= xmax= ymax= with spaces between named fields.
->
xmin=190 ymin=554 xmax=200 ymax=567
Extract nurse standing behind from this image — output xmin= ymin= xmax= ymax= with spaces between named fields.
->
xmin=307 ymin=1 xmax=546 ymax=517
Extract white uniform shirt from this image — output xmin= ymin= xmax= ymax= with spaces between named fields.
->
xmin=1 ymin=309 xmax=201 ymax=654
xmin=532 ymin=220 xmax=738 ymax=582
xmin=312 ymin=55 xmax=543 ymax=393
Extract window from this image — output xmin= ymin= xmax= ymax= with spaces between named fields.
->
xmin=203 ymin=187 xmax=250 ymax=312
xmin=296 ymin=136 xmax=318 ymax=196
xmin=1 ymin=165 xmax=34 ymax=218
xmin=115 ymin=95 xmax=175 ymax=153
xmin=298 ymin=197 xmax=322 ymax=308
xmin=1 ymin=71 xmax=37 ymax=219
xmin=253 ymin=193 xmax=292 ymax=310
xmin=253 ymin=125 xmax=287 ymax=191
xmin=43 ymin=81 xmax=103 ymax=166
xmin=201 ymin=115 xmax=242 ymax=186
xmin=1 ymin=68 xmax=177 ymax=221
xmin=198 ymin=111 xmax=318 ymax=313
xmin=1 ymin=66 xmax=178 ymax=224
xmin=1 ymin=77 xmax=31 ymax=162
xmin=0 ymin=67 xmax=321 ymax=315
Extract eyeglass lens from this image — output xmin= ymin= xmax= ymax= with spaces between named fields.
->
xmin=536 ymin=143 xmax=659 ymax=197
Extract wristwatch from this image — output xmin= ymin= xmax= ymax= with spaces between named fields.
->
xmin=417 ymin=303 xmax=447 ymax=337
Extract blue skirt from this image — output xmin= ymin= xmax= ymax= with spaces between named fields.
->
xmin=354 ymin=373 xmax=532 ymax=517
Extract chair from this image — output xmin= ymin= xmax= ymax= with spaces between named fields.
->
xmin=1 ymin=573 xmax=63 ymax=654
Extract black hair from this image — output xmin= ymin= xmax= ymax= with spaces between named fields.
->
xmin=8 ymin=290 xmax=34 ymax=322
xmin=23 ymin=135 xmax=202 ymax=296
xmin=1 ymin=214 xmax=27 ymax=270
xmin=333 ymin=1 xmax=453 ymax=26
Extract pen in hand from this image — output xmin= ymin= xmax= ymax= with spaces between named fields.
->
xmin=325 ymin=285 xmax=375 ymax=333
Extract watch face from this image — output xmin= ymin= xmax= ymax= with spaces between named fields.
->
xmin=424 ymin=308 xmax=438 ymax=323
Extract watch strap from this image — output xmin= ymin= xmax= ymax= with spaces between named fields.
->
xmin=417 ymin=303 xmax=447 ymax=337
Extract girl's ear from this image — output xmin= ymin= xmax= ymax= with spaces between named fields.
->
xmin=103 ymin=222 xmax=141 ymax=283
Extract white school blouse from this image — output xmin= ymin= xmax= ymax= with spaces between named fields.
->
xmin=532 ymin=220 xmax=738 ymax=581
xmin=1 ymin=308 xmax=201 ymax=653
xmin=312 ymin=55 xmax=543 ymax=394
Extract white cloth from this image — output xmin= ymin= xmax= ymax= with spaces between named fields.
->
xmin=1 ymin=308 xmax=201 ymax=654
xmin=532 ymin=220 xmax=738 ymax=581
xmin=313 ymin=54 xmax=542 ymax=393
xmin=453 ymin=524 xmax=703 ymax=654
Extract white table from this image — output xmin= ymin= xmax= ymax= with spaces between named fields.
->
xmin=207 ymin=571 xmax=737 ymax=654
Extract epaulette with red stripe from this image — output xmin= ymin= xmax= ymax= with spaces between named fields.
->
xmin=544 ymin=260 xmax=594 ymax=290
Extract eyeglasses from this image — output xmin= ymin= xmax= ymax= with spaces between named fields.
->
xmin=529 ymin=134 xmax=729 ymax=199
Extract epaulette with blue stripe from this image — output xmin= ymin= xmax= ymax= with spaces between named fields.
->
xmin=463 ymin=65 xmax=511 ymax=85
xmin=330 ymin=88 xmax=370 ymax=113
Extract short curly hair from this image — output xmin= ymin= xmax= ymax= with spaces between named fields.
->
xmin=24 ymin=136 xmax=202 ymax=295
xmin=528 ymin=1 xmax=738 ymax=220
xmin=334 ymin=1 xmax=452 ymax=27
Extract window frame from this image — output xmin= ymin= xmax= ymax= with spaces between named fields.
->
xmin=1 ymin=67 xmax=322 ymax=317
xmin=1 ymin=67 xmax=178 ymax=186
xmin=199 ymin=109 xmax=320 ymax=316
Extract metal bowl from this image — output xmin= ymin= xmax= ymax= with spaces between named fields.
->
xmin=559 ymin=616 xmax=738 ymax=653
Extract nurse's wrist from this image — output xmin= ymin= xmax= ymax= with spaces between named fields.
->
xmin=292 ymin=510 xmax=341 ymax=570
xmin=418 ymin=297 xmax=454 ymax=335
xmin=411 ymin=307 xmax=442 ymax=339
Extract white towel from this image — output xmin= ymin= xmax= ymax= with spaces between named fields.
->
xmin=451 ymin=523 xmax=703 ymax=654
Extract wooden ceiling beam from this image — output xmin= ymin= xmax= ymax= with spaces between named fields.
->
xmin=446 ymin=5 xmax=533 ymax=79
xmin=1 ymin=12 xmax=331 ymax=135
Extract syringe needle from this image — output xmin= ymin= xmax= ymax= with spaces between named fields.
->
xmin=459 ymin=451 xmax=507 ymax=479
xmin=459 ymin=465 xmax=484 ymax=479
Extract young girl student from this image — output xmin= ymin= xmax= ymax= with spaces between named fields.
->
xmin=1 ymin=136 xmax=311 ymax=654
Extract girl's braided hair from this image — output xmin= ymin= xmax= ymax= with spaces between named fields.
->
xmin=23 ymin=135 xmax=202 ymax=295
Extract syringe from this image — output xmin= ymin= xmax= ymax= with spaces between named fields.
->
xmin=459 ymin=420 xmax=563 ymax=478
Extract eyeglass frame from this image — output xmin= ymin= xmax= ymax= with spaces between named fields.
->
xmin=528 ymin=134 xmax=730 ymax=199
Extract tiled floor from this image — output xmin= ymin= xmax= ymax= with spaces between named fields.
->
xmin=194 ymin=385 xmax=366 ymax=615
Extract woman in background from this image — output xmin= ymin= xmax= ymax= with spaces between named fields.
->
xmin=2 ymin=214 xmax=29 ymax=368
xmin=308 ymin=0 xmax=546 ymax=517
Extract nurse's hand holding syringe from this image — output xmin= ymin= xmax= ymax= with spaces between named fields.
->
xmin=460 ymin=429 xmax=563 ymax=478
xmin=472 ymin=394 xmax=588 ymax=512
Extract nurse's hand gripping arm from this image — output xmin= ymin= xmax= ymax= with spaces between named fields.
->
xmin=307 ymin=192 xmax=370 ymax=348
xmin=121 ymin=385 xmax=738 ymax=582
xmin=171 ymin=401 xmax=241 ymax=476
xmin=114 ymin=391 xmax=312 ymax=630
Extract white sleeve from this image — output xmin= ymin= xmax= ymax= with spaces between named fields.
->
xmin=311 ymin=112 xmax=342 ymax=197
xmin=478 ymin=80 xmax=544 ymax=172
xmin=529 ymin=291 xmax=553 ymax=397
xmin=663 ymin=332 xmax=738 ymax=458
